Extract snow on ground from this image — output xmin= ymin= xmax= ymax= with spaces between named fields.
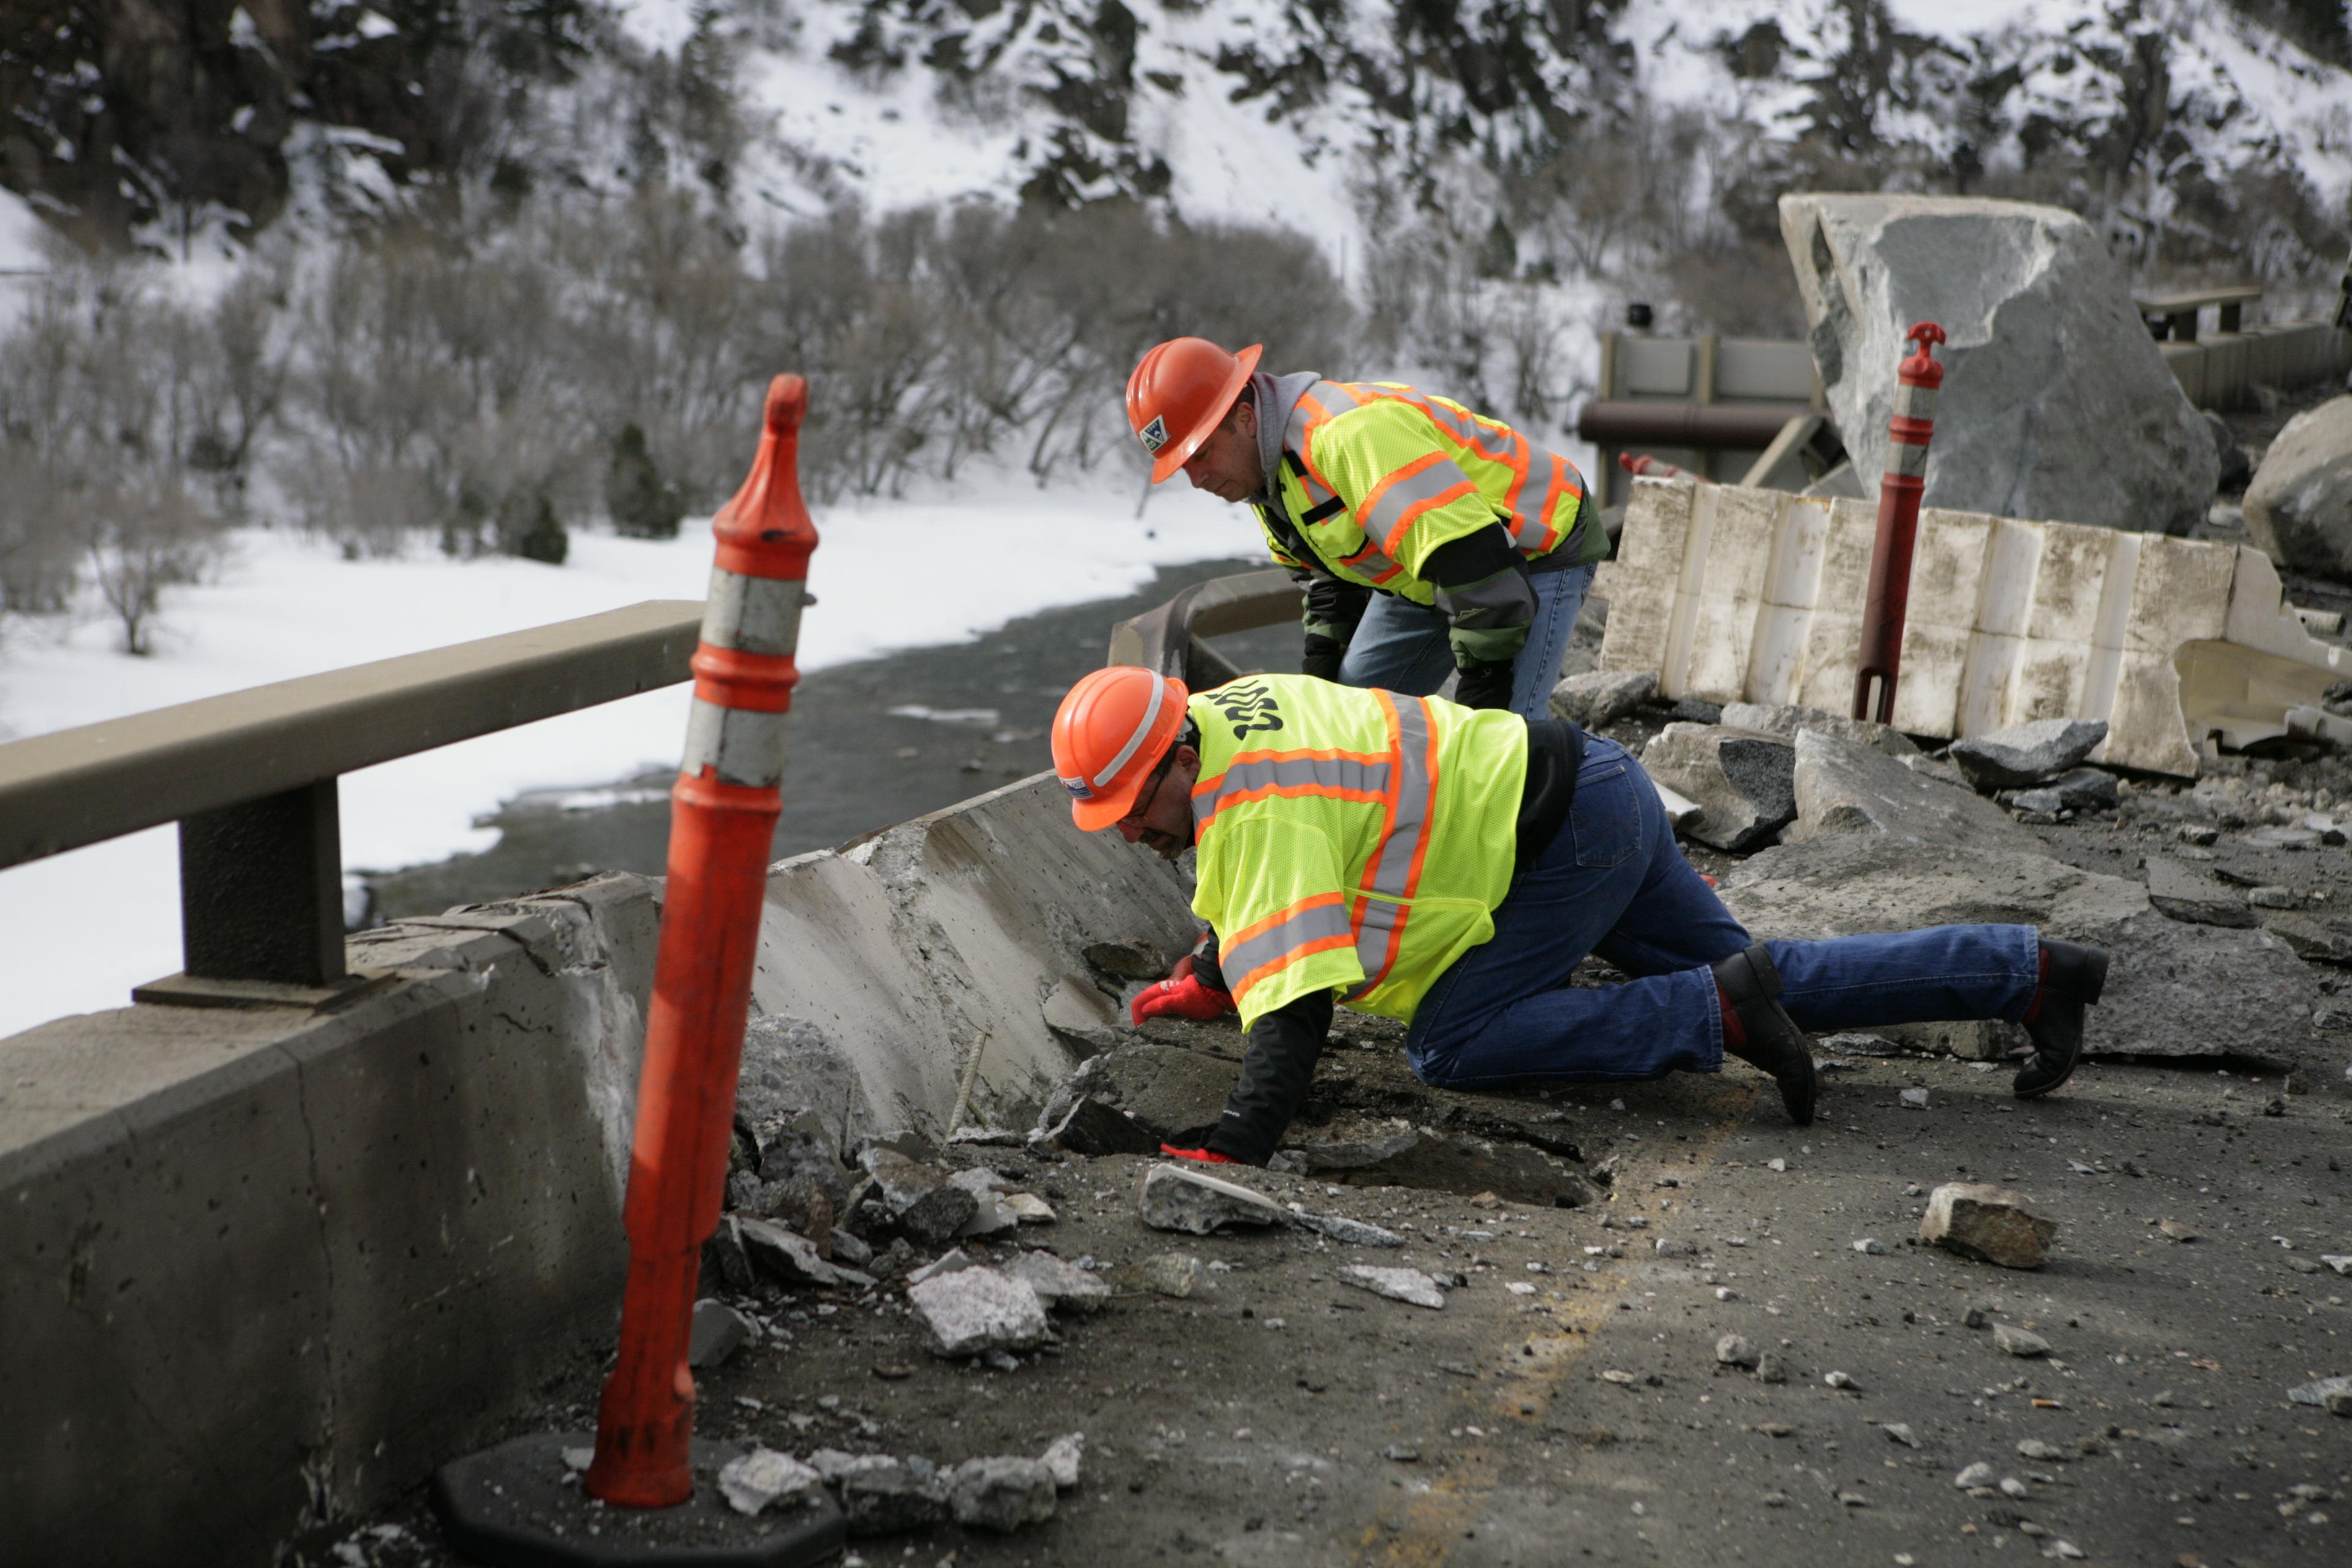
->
xmin=0 ymin=467 xmax=1259 ymax=1039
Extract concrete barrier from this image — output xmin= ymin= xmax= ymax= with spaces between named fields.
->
xmin=1 ymin=771 xmax=1196 ymax=1563
xmin=1595 ymin=477 xmax=2352 ymax=775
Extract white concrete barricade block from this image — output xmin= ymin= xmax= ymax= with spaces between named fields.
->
xmin=1597 ymin=479 xmax=2352 ymax=776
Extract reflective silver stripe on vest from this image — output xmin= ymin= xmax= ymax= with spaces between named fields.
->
xmin=1220 ymin=895 xmax=1355 ymax=989
xmin=1362 ymin=454 xmax=1479 ymax=553
xmin=1347 ymin=694 xmax=1437 ymax=997
xmin=1195 ymin=753 xmax=1392 ymax=829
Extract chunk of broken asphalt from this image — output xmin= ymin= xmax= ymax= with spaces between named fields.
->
xmin=1031 ymin=1095 xmax=1161 ymax=1157
xmin=1286 ymin=1208 xmax=1404 ymax=1247
xmin=1338 ymin=1265 xmax=1447 ymax=1309
xmin=1948 ymin=718 xmax=2108 ymax=791
xmin=946 ymin=1456 xmax=1057 ymax=1532
xmin=1137 ymin=1162 xmax=1285 ymax=1235
xmin=1919 ymin=1182 xmax=2057 ymax=1269
xmin=835 ymin=1455 xmax=948 ymax=1536
xmin=717 ymin=1448 xmax=823 ymax=1517
xmin=1994 ymin=1324 xmax=2051 ymax=1358
xmin=688 ymin=1298 xmax=755 ymax=1370
xmin=737 ymin=1216 xmax=878 ymax=1290
xmin=859 ymin=1148 xmax=979 ymax=1245
xmin=905 ymin=1267 xmax=1052 ymax=1358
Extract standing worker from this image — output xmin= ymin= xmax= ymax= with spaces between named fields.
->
xmin=1054 ymin=667 xmax=2108 ymax=1164
xmin=1127 ymin=338 xmax=1605 ymax=720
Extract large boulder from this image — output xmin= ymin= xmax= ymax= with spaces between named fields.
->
xmin=1638 ymin=723 xmax=1796 ymax=851
xmin=2243 ymin=396 xmax=2352 ymax=579
xmin=1781 ymin=194 xmax=2216 ymax=536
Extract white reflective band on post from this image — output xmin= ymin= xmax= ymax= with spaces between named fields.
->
xmin=1093 ymin=675 xmax=1164 ymax=790
xmin=1889 ymin=441 xmax=1931 ymax=479
xmin=701 ymin=568 xmax=805 ymax=656
xmin=1893 ymin=384 xmax=1939 ymax=424
xmin=680 ymin=700 xmax=791 ymax=789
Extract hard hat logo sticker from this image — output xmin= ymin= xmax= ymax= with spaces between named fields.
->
xmin=1139 ymin=415 xmax=1168 ymax=453
xmin=1062 ymin=776 xmax=1093 ymax=800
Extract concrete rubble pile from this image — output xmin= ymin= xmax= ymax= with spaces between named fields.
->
xmin=712 ymin=1433 xmax=1085 ymax=1535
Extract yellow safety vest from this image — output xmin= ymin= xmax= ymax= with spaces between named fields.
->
xmin=1188 ymin=674 xmax=1526 ymax=1028
xmin=1254 ymin=379 xmax=1596 ymax=605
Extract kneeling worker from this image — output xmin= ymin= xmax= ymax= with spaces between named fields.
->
xmin=1126 ymin=337 xmax=1605 ymax=720
xmin=1052 ymin=667 xmax=2108 ymax=1166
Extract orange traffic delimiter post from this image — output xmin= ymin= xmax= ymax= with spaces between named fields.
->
xmin=585 ymin=376 xmax=819 ymax=1508
xmin=1852 ymin=322 xmax=1945 ymax=725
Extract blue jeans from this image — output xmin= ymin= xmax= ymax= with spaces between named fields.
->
xmin=1406 ymin=736 xmax=2043 ymax=1088
xmin=1338 ymin=562 xmax=1594 ymax=723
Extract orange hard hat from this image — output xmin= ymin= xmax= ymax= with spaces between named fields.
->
xmin=1127 ymin=337 xmax=1263 ymax=483
xmin=1052 ymin=666 xmax=1191 ymax=831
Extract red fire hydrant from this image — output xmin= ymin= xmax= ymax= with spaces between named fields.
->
xmin=585 ymin=375 xmax=819 ymax=1506
xmin=1852 ymin=322 xmax=1945 ymax=725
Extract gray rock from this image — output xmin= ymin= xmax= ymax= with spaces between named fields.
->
xmin=1719 ymin=835 xmax=2320 ymax=1063
xmin=2248 ymin=885 xmax=2297 ymax=911
xmin=1950 ymin=719 xmax=2110 ymax=791
xmin=2206 ymin=409 xmax=2252 ymax=493
xmin=1550 ymin=669 xmax=1657 ymax=729
xmin=1955 ymin=1461 xmax=1996 ymax=1488
xmin=1040 ymin=976 xmax=1122 ymax=1058
xmin=2003 ymin=768 xmax=2120 ymax=815
xmin=1283 ymin=1129 xmax=1602 ymax=1208
xmin=736 ymin=1218 xmax=877 ymax=1291
xmin=1992 ymin=1324 xmax=2050 ymax=1358
xmin=1005 ymin=1250 xmax=1110 ymax=1313
xmin=1716 ymin=1333 xmax=1761 ymax=1368
xmin=905 ymin=1267 xmax=1052 ymax=1357
xmin=1719 ymin=702 xmax=1920 ymax=759
xmin=859 ymin=1148 xmax=979 ymax=1245
xmin=688 ymin=1298 xmax=756 ymax=1370
xmin=2244 ymin=396 xmax=2352 ymax=578
xmin=948 ymin=1167 xmax=1020 ymax=1238
xmin=1338 ymin=1265 xmax=1448 ymax=1309
xmin=835 ymin=1455 xmax=948 ymax=1536
xmin=1287 ymin=1209 xmax=1406 ymax=1248
xmin=1781 ymin=193 xmax=2216 ymax=536
xmin=2286 ymin=1374 xmax=2352 ymax=1414
xmin=1755 ymin=1352 xmax=1789 ymax=1384
xmin=1640 ymin=723 xmax=1797 ymax=851
xmin=706 ymin=1215 xmax=756 ymax=1291
xmin=905 ymin=1247 xmax=976 ymax=1284
xmin=736 ymin=1016 xmax=864 ymax=1177
xmin=1083 ymin=938 xmax=1173 ymax=981
xmin=1038 ymin=1039 xmax=1240 ymax=1148
xmin=1920 ymin=1183 xmax=2057 ymax=1268
xmin=1128 ymin=1253 xmax=1205 ymax=1297
xmin=1899 ymin=1088 xmax=1930 ymax=1110
xmin=2261 ymin=911 xmax=2352 ymax=964
xmin=946 ymin=1456 xmax=1058 ymax=1532
xmin=1030 ymin=1095 xmax=1161 ymax=1157
xmin=2014 ymin=1439 xmax=2070 ymax=1462
xmin=1787 ymin=730 xmax=2040 ymax=853
xmin=829 ymin=1228 xmax=873 ymax=1267
xmin=1137 ymin=1163 xmax=1286 ymax=1235
xmin=1883 ymin=1422 xmax=1920 ymax=1447
xmin=2146 ymin=857 xmax=2260 ymax=928
xmin=1040 ymin=1433 xmax=1085 ymax=1489
xmin=717 ymin=1448 xmax=823 ymax=1516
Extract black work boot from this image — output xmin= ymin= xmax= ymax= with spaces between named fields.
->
xmin=1713 ymin=943 xmax=1817 ymax=1126
xmin=2012 ymin=940 xmax=2109 ymax=1099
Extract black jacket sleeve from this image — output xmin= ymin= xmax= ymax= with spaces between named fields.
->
xmin=1422 ymin=525 xmax=1536 ymax=709
xmin=1204 ymin=990 xmax=1334 ymax=1165
xmin=1297 ymin=568 xmax=1370 ymax=682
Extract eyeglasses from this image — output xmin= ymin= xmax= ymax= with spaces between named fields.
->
xmin=1118 ymin=750 xmax=1178 ymax=829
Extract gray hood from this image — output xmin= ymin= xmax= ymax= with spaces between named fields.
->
xmin=1249 ymin=369 xmax=1324 ymax=502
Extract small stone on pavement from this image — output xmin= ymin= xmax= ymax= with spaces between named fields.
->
xmin=1338 ymin=1265 xmax=1447 ymax=1310
xmin=1920 ymin=1183 xmax=2058 ymax=1268
xmin=1137 ymin=1163 xmax=1286 ymax=1235
xmin=905 ymin=1267 xmax=1052 ymax=1358
xmin=1716 ymin=1333 xmax=1760 ymax=1368
xmin=1994 ymin=1324 xmax=2051 ymax=1358
xmin=946 ymin=1456 xmax=1058 ymax=1532
xmin=718 ymin=1448 xmax=823 ymax=1517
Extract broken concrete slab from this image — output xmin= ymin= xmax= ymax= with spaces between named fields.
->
xmin=905 ymin=1267 xmax=1052 ymax=1358
xmin=1137 ymin=1163 xmax=1286 ymax=1235
xmin=1005 ymin=1250 xmax=1110 ymax=1313
xmin=689 ymin=1298 xmax=756 ymax=1370
xmin=834 ymin=1455 xmax=948 ymax=1536
xmin=1039 ymin=1040 xmax=1238 ymax=1148
xmin=2147 ymin=858 xmax=2259 ymax=928
xmin=1338 ymin=1265 xmax=1447 ymax=1309
xmin=1281 ymin=1130 xmax=1602 ymax=1208
xmin=1550 ymin=669 xmax=1657 ymax=729
xmin=1949 ymin=719 xmax=2110 ymax=792
xmin=1041 ymin=977 xmax=1121 ymax=1059
xmin=859 ymin=1149 xmax=979 ymax=1245
xmin=1920 ymin=1183 xmax=2057 ymax=1268
xmin=2259 ymin=911 xmax=2352 ymax=965
xmin=1030 ymin=1095 xmax=1161 ymax=1158
xmin=1082 ymin=938 xmax=1174 ymax=981
xmin=717 ymin=1448 xmax=824 ymax=1517
xmin=736 ymin=1218 xmax=877 ymax=1291
xmin=1593 ymin=477 xmax=2352 ymax=776
xmin=1785 ymin=730 xmax=2040 ymax=852
xmin=1719 ymin=702 xmax=1920 ymax=758
xmin=947 ymin=1167 xmax=1019 ymax=1238
xmin=1287 ymin=1209 xmax=1404 ymax=1248
xmin=946 ymin=1457 xmax=1058 ymax=1532
xmin=2003 ymin=768 xmax=2119 ymax=815
xmin=1719 ymin=834 xmax=2321 ymax=1064
xmin=2244 ymin=396 xmax=2352 ymax=580
xmin=1779 ymin=192 xmax=2215 ymax=536
xmin=1638 ymin=724 xmax=1796 ymax=851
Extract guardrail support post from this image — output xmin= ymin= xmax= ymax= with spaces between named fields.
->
xmin=178 ymin=780 xmax=345 ymax=987
xmin=1853 ymin=322 xmax=1945 ymax=726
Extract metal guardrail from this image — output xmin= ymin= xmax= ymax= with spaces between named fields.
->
xmin=0 ymin=600 xmax=704 ymax=1000
xmin=1105 ymin=567 xmax=1302 ymax=688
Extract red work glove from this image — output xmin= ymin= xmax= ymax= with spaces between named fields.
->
xmin=1160 ymin=1144 xmax=1237 ymax=1165
xmin=1129 ymin=956 xmax=1236 ymax=1024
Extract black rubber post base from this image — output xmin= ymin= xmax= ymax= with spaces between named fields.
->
xmin=431 ymin=1433 xmax=846 ymax=1568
